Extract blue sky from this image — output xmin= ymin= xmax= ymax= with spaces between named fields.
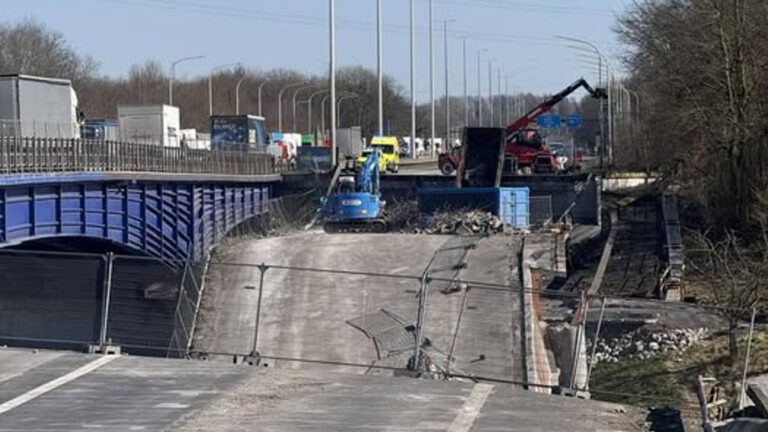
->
xmin=6 ymin=0 xmax=629 ymax=100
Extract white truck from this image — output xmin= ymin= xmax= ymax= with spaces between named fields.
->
xmin=0 ymin=74 xmax=81 ymax=138
xmin=118 ymin=104 xmax=180 ymax=147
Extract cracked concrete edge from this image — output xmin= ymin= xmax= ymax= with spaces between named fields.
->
xmin=521 ymin=237 xmax=560 ymax=394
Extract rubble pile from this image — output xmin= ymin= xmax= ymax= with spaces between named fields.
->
xmin=589 ymin=327 xmax=709 ymax=363
xmin=381 ymin=200 xmax=514 ymax=235
xmin=381 ymin=199 xmax=420 ymax=229
xmin=418 ymin=210 xmax=505 ymax=235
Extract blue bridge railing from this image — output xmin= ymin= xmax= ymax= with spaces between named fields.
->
xmin=0 ymin=136 xmax=282 ymax=176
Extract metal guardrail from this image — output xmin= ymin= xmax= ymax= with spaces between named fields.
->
xmin=660 ymin=192 xmax=684 ymax=300
xmin=0 ymin=136 xmax=282 ymax=176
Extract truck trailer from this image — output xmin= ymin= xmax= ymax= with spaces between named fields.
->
xmin=210 ymin=115 xmax=269 ymax=152
xmin=118 ymin=104 xmax=181 ymax=147
xmin=0 ymin=74 xmax=80 ymax=138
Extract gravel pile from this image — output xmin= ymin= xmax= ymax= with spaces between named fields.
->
xmin=589 ymin=327 xmax=710 ymax=363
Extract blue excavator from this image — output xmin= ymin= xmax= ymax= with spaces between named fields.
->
xmin=323 ymin=150 xmax=387 ymax=233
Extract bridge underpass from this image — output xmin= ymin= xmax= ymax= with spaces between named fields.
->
xmin=0 ymin=243 xmax=180 ymax=356
xmin=0 ymin=138 xmax=282 ymax=354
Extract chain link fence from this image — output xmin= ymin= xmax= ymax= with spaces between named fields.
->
xmin=0 ymin=234 xmax=528 ymax=382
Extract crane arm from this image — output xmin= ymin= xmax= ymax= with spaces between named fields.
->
xmin=504 ymin=78 xmax=606 ymax=142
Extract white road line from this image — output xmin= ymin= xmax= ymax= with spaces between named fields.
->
xmin=0 ymin=355 xmax=118 ymax=415
xmin=447 ymin=383 xmax=494 ymax=432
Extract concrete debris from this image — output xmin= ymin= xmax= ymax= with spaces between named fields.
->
xmin=589 ymin=327 xmax=710 ymax=363
xmin=416 ymin=210 xmax=506 ymax=235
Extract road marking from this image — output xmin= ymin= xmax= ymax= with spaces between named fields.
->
xmin=0 ymin=355 xmax=118 ymax=415
xmin=447 ymin=383 xmax=494 ymax=432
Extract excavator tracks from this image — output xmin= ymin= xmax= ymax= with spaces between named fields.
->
xmin=323 ymin=219 xmax=388 ymax=234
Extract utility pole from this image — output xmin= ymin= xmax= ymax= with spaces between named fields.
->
xmin=376 ymin=0 xmax=384 ymax=136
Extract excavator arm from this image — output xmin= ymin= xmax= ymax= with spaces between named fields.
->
xmin=357 ymin=149 xmax=381 ymax=195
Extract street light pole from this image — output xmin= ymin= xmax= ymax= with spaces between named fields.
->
xmin=306 ymin=89 xmax=329 ymax=133
xmin=278 ymin=82 xmax=303 ymax=133
xmin=443 ymin=20 xmax=452 ymax=148
xmin=488 ymin=59 xmax=494 ymax=127
xmin=376 ymin=0 xmax=384 ymax=136
xmin=556 ymin=35 xmax=611 ymax=168
xmin=208 ymin=62 xmax=240 ymax=116
xmin=321 ymin=94 xmax=331 ymax=133
xmin=410 ymin=0 xmax=417 ymax=158
xmin=505 ymin=76 xmax=510 ymax=124
xmin=429 ymin=0 xmax=435 ymax=157
xmin=337 ymin=94 xmax=359 ymax=128
xmin=235 ymin=75 xmax=246 ymax=115
xmin=497 ymin=67 xmax=501 ymax=127
xmin=329 ymin=0 xmax=337 ymax=164
xmin=462 ymin=36 xmax=468 ymax=130
xmin=169 ymin=55 xmax=204 ymax=106
xmin=293 ymin=85 xmax=316 ymax=132
xmin=257 ymin=80 xmax=269 ymax=117
xmin=476 ymin=49 xmax=486 ymax=126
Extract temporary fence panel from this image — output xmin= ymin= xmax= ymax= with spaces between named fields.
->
xmin=529 ymin=195 xmax=554 ymax=227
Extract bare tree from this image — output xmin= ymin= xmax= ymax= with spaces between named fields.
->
xmin=0 ymin=18 xmax=97 ymax=81
xmin=618 ymin=0 xmax=768 ymax=229
xmin=687 ymin=230 xmax=765 ymax=360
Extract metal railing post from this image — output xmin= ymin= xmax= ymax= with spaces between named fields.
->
xmin=585 ymin=296 xmax=607 ymax=389
xmin=411 ymin=271 xmax=431 ymax=373
xmin=250 ymin=263 xmax=268 ymax=358
xmin=99 ymin=252 xmax=115 ymax=351
xmin=570 ymin=291 xmax=589 ymax=392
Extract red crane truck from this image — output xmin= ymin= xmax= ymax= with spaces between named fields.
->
xmin=438 ymin=78 xmax=606 ymax=176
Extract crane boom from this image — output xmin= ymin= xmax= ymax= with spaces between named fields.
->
xmin=504 ymin=78 xmax=606 ymax=142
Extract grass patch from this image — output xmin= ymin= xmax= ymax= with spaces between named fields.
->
xmin=590 ymin=329 xmax=768 ymax=415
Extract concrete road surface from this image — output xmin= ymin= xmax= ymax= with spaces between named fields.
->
xmin=194 ymin=232 xmax=524 ymax=380
xmin=0 ymin=348 xmax=641 ymax=431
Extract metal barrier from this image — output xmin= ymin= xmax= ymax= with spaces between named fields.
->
xmin=0 ymin=136 xmax=281 ymax=175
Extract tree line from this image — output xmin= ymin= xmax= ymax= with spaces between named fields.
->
xmin=0 ymin=19 xmax=591 ymax=145
xmin=617 ymin=0 xmax=768 ymax=360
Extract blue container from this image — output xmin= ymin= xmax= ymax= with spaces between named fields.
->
xmin=418 ymin=187 xmax=530 ymax=230
xmin=498 ymin=187 xmax=529 ymax=230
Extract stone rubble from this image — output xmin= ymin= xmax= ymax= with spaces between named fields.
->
xmin=418 ymin=210 xmax=506 ymax=235
xmin=588 ymin=327 xmax=710 ymax=363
